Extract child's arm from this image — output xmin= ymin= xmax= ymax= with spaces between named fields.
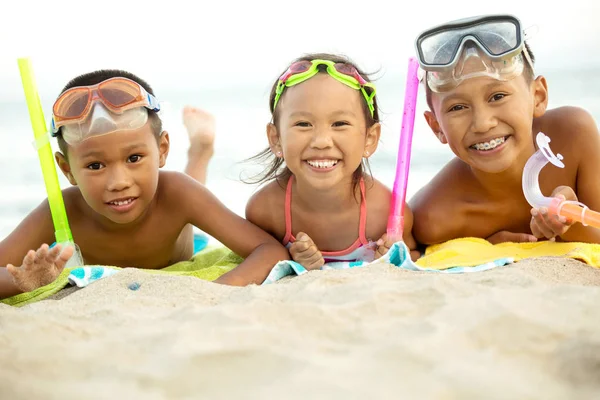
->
xmin=531 ymin=108 xmax=600 ymax=243
xmin=176 ymin=175 xmax=289 ymax=285
xmin=0 ymin=200 xmax=57 ymax=298
xmin=246 ymin=187 xmax=324 ymax=270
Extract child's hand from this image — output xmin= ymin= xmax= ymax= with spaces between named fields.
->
xmin=486 ymin=231 xmax=538 ymax=244
xmin=289 ymin=232 xmax=324 ymax=271
xmin=530 ymin=186 xmax=577 ymax=240
xmin=374 ymin=233 xmax=420 ymax=261
xmin=6 ymin=244 xmax=74 ymax=292
xmin=374 ymin=233 xmax=393 ymax=259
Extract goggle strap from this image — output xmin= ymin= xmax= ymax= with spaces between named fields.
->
xmin=360 ymin=87 xmax=375 ymax=118
xmin=273 ymin=81 xmax=286 ymax=110
xmin=147 ymin=93 xmax=161 ymax=112
xmin=523 ymin=24 xmax=539 ymax=41
xmin=522 ymin=45 xmax=535 ymax=74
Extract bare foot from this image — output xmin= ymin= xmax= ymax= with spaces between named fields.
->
xmin=182 ymin=106 xmax=216 ymax=184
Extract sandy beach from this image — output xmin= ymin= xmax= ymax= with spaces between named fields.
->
xmin=1 ymin=257 xmax=599 ymax=400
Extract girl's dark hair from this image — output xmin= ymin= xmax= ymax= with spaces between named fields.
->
xmin=244 ymin=53 xmax=381 ymax=190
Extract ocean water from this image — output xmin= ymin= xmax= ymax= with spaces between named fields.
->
xmin=1 ymin=68 xmax=599 ymax=239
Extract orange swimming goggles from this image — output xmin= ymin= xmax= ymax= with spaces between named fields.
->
xmin=51 ymin=77 xmax=160 ymax=135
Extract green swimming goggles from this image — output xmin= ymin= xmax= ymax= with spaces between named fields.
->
xmin=273 ymin=59 xmax=376 ymax=117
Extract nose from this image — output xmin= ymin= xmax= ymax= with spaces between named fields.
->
xmin=470 ymin=105 xmax=497 ymax=134
xmin=106 ymin=164 xmax=133 ymax=192
xmin=310 ymin=126 xmax=334 ymax=149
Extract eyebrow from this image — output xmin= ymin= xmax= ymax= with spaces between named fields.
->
xmin=288 ymin=110 xmax=357 ymax=118
xmin=441 ymin=82 xmax=510 ymax=105
xmin=80 ymin=143 xmax=149 ymax=159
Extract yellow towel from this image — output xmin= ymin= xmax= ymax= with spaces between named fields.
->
xmin=416 ymin=237 xmax=600 ymax=269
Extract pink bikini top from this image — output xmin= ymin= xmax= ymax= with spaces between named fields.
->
xmin=282 ymin=175 xmax=370 ymax=259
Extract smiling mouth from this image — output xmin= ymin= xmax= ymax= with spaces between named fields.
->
xmin=305 ymin=159 xmax=339 ymax=169
xmin=470 ymin=136 xmax=509 ymax=151
xmin=106 ymin=197 xmax=136 ymax=206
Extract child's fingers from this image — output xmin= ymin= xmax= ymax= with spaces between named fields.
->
xmin=291 ymin=243 xmax=323 ymax=268
xmin=55 ymin=246 xmax=75 ymax=269
xmin=6 ymin=263 xmax=18 ymax=276
xmin=22 ymin=250 xmax=37 ymax=267
xmin=487 ymin=230 xmax=538 ymax=244
xmin=410 ymin=250 xmax=421 ymax=261
xmin=293 ymin=245 xmax=321 ymax=263
xmin=531 ymin=209 xmax=557 ymax=238
xmin=303 ymin=253 xmax=324 ymax=270
xmin=45 ymin=246 xmax=61 ymax=264
xmin=35 ymin=244 xmax=50 ymax=261
xmin=47 ymin=244 xmax=62 ymax=259
xmin=291 ymin=239 xmax=311 ymax=253
xmin=403 ymin=235 xmax=417 ymax=251
xmin=538 ymin=208 xmax=572 ymax=235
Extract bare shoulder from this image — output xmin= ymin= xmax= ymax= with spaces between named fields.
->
xmin=62 ymin=185 xmax=86 ymax=214
xmin=364 ymin=176 xmax=392 ymax=218
xmin=245 ymin=180 xmax=286 ymax=237
xmin=410 ymin=158 xmax=469 ymax=213
xmin=537 ymin=106 xmax=599 ymax=147
xmin=158 ymin=170 xmax=196 ymax=192
xmin=156 ymin=170 xmax=211 ymax=205
xmin=409 ymin=158 xmax=471 ymax=244
xmin=365 ymin=176 xmax=392 ymax=194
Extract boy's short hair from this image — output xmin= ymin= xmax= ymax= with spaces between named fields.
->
xmin=425 ymin=42 xmax=536 ymax=112
xmin=54 ymin=69 xmax=163 ymax=157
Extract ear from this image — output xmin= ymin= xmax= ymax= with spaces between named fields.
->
xmin=266 ymin=123 xmax=282 ymax=157
xmin=55 ymin=152 xmax=77 ymax=185
xmin=424 ymin=110 xmax=447 ymax=144
xmin=158 ymin=131 xmax=170 ymax=168
xmin=363 ymin=122 xmax=381 ymax=158
xmin=532 ymin=76 xmax=549 ymax=118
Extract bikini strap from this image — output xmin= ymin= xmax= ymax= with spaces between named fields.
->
xmin=358 ymin=177 xmax=369 ymax=245
xmin=282 ymin=175 xmax=295 ymax=245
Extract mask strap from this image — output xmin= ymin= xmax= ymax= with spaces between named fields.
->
xmin=522 ymin=45 xmax=535 ymax=74
xmin=523 ymin=24 xmax=539 ymax=41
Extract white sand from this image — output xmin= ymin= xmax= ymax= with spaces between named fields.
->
xmin=1 ymin=257 xmax=599 ymax=399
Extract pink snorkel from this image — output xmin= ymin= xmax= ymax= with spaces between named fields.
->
xmin=387 ymin=57 xmax=420 ymax=242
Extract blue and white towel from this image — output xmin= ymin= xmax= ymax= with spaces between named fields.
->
xmin=262 ymin=241 xmax=514 ymax=284
xmin=68 ymin=266 xmax=119 ymax=288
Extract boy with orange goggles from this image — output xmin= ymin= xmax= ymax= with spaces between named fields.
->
xmin=51 ymin=77 xmax=161 ymax=145
xmin=0 ymin=70 xmax=289 ymax=299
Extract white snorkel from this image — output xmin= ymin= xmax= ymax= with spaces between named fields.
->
xmin=522 ymin=132 xmax=564 ymax=209
xmin=522 ymin=132 xmax=600 ymax=228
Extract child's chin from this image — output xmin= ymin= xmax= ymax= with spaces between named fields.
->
xmin=474 ymin=160 xmax=514 ymax=174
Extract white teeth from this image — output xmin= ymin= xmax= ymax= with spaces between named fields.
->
xmin=306 ymin=159 xmax=338 ymax=169
xmin=110 ymin=198 xmax=134 ymax=206
xmin=472 ymin=137 xmax=506 ymax=151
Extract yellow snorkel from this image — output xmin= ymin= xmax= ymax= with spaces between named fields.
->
xmin=17 ymin=57 xmax=84 ymax=267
